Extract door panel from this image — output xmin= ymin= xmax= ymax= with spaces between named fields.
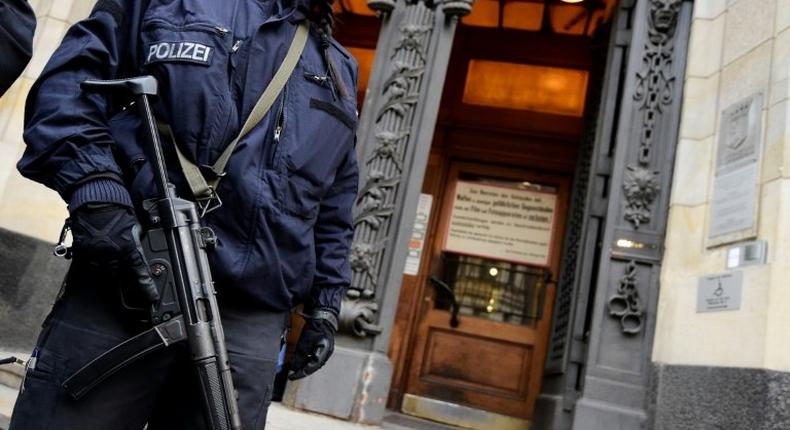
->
xmin=421 ymin=319 xmax=533 ymax=397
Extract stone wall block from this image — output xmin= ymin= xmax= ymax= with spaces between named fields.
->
xmin=772 ymin=29 xmax=790 ymax=84
xmin=753 ymin=179 xmax=779 ymax=257
xmin=693 ymin=0 xmax=727 ymax=20
xmin=0 ymin=79 xmax=32 ymax=148
xmin=763 ymin=180 xmax=790 ymax=372
xmin=660 ymin=266 xmax=769 ymax=368
xmin=680 ymin=74 xmax=720 ymax=139
xmin=651 ymin=274 xmax=691 ymax=364
xmin=68 ymin=0 xmax=97 ymax=24
xmin=663 ymin=205 xmax=721 ymax=276
xmin=669 ymin=137 xmax=714 ymax=206
xmin=778 ymin=0 xmax=790 ymax=33
xmin=0 ymin=78 xmax=34 ymax=201
xmin=49 ymin=0 xmax=75 ymax=21
xmin=722 ymin=0 xmax=775 ymax=66
xmin=0 ymin=79 xmax=66 ymax=242
xmin=719 ymin=40 xmax=772 ymax=109
xmin=0 ymin=80 xmax=25 ymax=137
xmin=686 ymin=14 xmax=725 ymax=78
xmin=0 ymin=173 xmax=66 ymax=242
xmin=29 ymin=0 xmax=54 ymax=17
xmin=763 ymin=100 xmax=789 ymax=182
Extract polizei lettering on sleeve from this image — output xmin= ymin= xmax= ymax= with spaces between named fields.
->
xmin=146 ymin=41 xmax=214 ymax=66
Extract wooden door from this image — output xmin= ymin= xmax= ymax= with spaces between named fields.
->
xmin=403 ymin=161 xmax=570 ymax=423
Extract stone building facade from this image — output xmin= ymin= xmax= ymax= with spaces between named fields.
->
xmin=651 ymin=0 xmax=790 ymax=428
xmin=1 ymin=0 xmax=789 ymax=429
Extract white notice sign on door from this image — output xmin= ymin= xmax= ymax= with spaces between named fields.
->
xmin=443 ymin=181 xmax=557 ymax=266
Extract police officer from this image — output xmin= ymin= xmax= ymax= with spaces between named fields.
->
xmin=10 ymin=0 xmax=358 ymax=428
xmin=0 ymin=0 xmax=36 ymax=96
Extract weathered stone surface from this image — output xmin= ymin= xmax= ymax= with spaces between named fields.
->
xmin=669 ymin=137 xmax=714 ymax=207
xmin=693 ymin=0 xmax=727 ymax=20
xmin=651 ymin=364 xmax=790 ymax=430
xmin=779 ymin=0 xmax=790 ymax=33
xmin=722 ymin=0 xmax=775 ymax=66
xmin=719 ymin=40 xmax=772 ymax=110
xmin=282 ymin=347 xmax=392 ymax=424
xmin=686 ymin=14 xmax=724 ymax=78
xmin=679 ymin=74 xmax=720 ymax=140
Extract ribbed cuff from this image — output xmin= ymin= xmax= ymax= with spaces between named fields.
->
xmin=68 ymin=178 xmax=133 ymax=212
xmin=304 ymin=285 xmax=344 ymax=316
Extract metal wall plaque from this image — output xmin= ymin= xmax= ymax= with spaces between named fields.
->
xmin=708 ymin=94 xmax=764 ymax=246
xmin=697 ymin=271 xmax=743 ymax=313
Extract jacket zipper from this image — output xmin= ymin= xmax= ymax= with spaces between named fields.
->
xmin=213 ymin=38 xmax=244 ymax=152
xmin=144 ymin=19 xmax=230 ymax=37
xmin=229 ymin=39 xmax=243 ymax=84
xmin=271 ymin=86 xmax=288 ymax=167
xmin=304 ymin=73 xmax=337 ymax=100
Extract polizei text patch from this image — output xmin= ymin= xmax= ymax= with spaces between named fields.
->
xmin=146 ymin=41 xmax=213 ymax=66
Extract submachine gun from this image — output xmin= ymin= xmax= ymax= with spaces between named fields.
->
xmin=60 ymin=76 xmax=242 ymax=430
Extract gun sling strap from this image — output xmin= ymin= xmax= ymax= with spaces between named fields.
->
xmin=165 ymin=20 xmax=309 ymax=215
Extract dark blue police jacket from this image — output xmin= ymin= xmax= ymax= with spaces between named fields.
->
xmin=0 ymin=0 xmax=36 ymax=96
xmin=18 ymin=0 xmax=360 ymax=313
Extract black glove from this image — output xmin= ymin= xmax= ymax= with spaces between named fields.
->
xmin=70 ymin=203 xmax=159 ymax=302
xmin=288 ymin=308 xmax=338 ymax=380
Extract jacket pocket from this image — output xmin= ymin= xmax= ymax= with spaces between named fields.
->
xmin=282 ymin=62 xmax=358 ymax=195
xmin=281 ymin=174 xmax=321 ymax=221
xmin=309 ymin=98 xmax=356 ymax=130
xmin=139 ymin=18 xmax=235 ymax=158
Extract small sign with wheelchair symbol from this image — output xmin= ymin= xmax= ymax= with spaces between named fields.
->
xmin=697 ymin=272 xmax=743 ymax=313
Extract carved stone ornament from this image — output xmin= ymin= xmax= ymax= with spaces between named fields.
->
xmin=622 ymin=0 xmax=681 ymax=230
xmin=391 ymin=25 xmax=432 ymax=63
xmin=607 ymin=261 xmax=644 ymax=335
xmin=348 ymin=241 xmax=387 ymax=299
xmin=367 ymin=0 xmax=397 ymax=14
xmin=623 ymin=166 xmax=660 ymax=229
xmin=634 ymin=0 xmax=682 ymax=165
xmin=368 ymin=130 xmax=410 ymax=171
xmin=342 ymin=1 xmax=438 ymax=338
xmin=648 ymin=0 xmax=682 ymax=42
xmin=354 ymin=170 xmax=399 ymax=230
xmin=441 ymin=0 xmax=473 ymax=17
xmin=340 ymin=299 xmax=384 ymax=337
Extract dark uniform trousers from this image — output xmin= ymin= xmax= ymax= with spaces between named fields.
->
xmin=9 ymin=265 xmax=287 ymax=430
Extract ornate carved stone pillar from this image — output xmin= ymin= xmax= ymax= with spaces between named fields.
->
xmin=569 ymin=0 xmax=693 ymax=428
xmin=282 ymin=0 xmax=470 ymax=424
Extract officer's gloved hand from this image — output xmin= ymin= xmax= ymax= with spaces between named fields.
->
xmin=71 ymin=203 xmax=159 ymax=302
xmin=289 ymin=308 xmax=338 ymax=380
